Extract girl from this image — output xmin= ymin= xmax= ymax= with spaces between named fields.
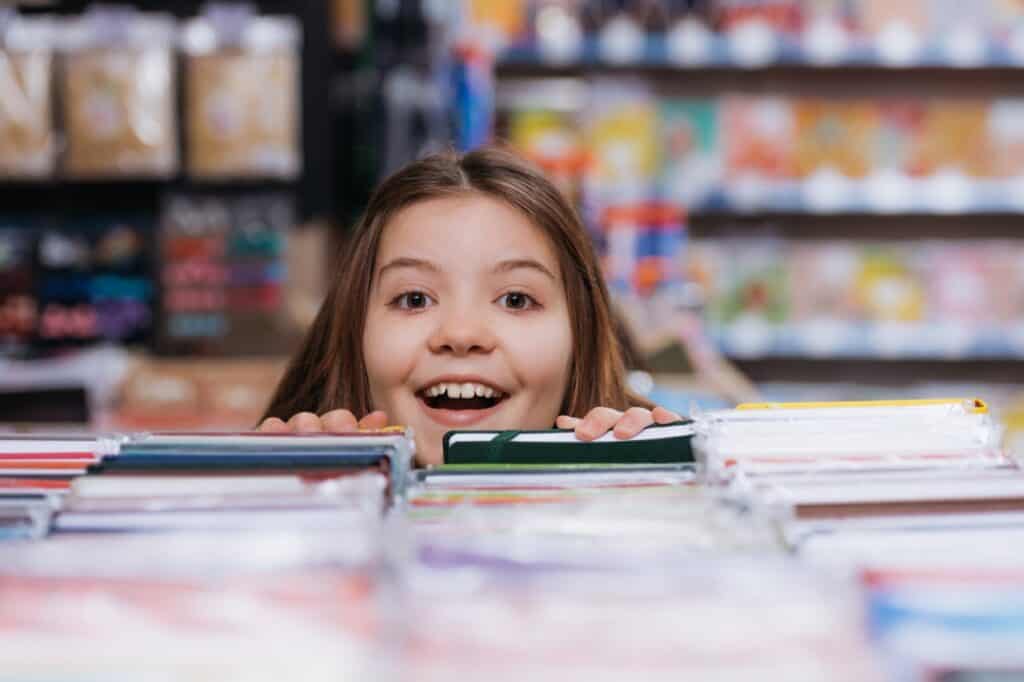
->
xmin=259 ymin=147 xmax=682 ymax=465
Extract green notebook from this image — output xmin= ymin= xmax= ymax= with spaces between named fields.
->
xmin=442 ymin=421 xmax=695 ymax=466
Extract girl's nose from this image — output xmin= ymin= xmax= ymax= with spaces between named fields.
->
xmin=428 ymin=307 xmax=496 ymax=356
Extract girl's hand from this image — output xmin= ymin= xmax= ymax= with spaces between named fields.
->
xmin=556 ymin=406 xmax=684 ymax=442
xmin=258 ymin=410 xmax=389 ymax=433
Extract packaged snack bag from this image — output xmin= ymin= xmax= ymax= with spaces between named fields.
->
xmin=0 ymin=14 xmax=56 ymax=178
xmin=183 ymin=6 xmax=301 ymax=179
xmin=60 ymin=7 xmax=177 ymax=178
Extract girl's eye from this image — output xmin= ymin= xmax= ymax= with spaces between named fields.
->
xmin=498 ymin=292 xmax=537 ymax=311
xmin=391 ymin=291 xmax=434 ymax=310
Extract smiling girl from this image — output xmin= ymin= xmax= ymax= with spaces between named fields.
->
xmin=259 ymin=147 xmax=682 ymax=465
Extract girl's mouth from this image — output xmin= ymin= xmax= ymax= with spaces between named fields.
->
xmin=416 ymin=381 xmax=507 ymax=411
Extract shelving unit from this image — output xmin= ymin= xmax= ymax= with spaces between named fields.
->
xmin=480 ymin=11 xmax=1024 ymax=385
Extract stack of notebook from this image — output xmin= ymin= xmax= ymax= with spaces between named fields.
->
xmin=0 ymin=430 xmax=415 ymax=538
xmin=698 ymin=397 xmax=1024 ymax=678
xmin=0 ymin=434 xmax=115 ymax=540
xmin=698 ymin=398 xmax=1010 ymax=478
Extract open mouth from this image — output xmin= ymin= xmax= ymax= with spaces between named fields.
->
xmin=417 ymin=381 xmax=507 ymax=411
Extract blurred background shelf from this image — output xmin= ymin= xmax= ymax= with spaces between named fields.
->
xmin=499 ymin=33 xmax=1024 ymax=71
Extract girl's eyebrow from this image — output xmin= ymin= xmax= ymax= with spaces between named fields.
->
xmin=494 ymin=258 xmax=557 ymax=281
xmin=377 ymin=257 xmax=439 ymax=279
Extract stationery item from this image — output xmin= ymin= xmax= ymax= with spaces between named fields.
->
xmin=442 ymin=421 xmax=695 ymax=466
xmin=54 ymin=471 xmax=386 ymax=533
xmin=747 ymin=469 xmax=1024 ymax=521
xmin=183 ymin=6 xmax=301 ymax=179
xmin=0 ymin=14 xmax=56 ymax=178
xmin=60 ymin=7 xmax=177 ymax=178
xmin=0 ymin=498 xmax=54 ymax=540
xmin=698 ymin=398 xmax=1006 ymax=476
xmin=94 ymin=430 xmax=415 ymax=499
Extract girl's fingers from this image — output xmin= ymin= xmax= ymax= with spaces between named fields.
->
xmin=575 ymin=407 xmax=623 ymax=441
xmin=612 ymin=407 xmax=655 ymax=439
xmin=258 ymin=417 xmax=289 ymax=433
xmin=556 ymin=415 xmax=580 ymax=430
xmin=320 ymin=409 xmax=359 ymax=432
xmin=358 ymin=410 xmax=389 ymax=430
xmin=652 ymin=406 xmax=684 ymax=424
xmin=288 ymin=411 xmax=325 ymax=433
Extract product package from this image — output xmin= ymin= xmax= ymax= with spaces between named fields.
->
xmin=0 ymin=13 xmax=56 ymax=178
xmin=697 ymin=398 xmax=1008 ymax=477
xmin=183 ymin=5 xmax=301 ymax=179
xmin=659 ymin=97 xmax=720 ymax=206
xmin=59 ymin=7 xmax=177 ymax=178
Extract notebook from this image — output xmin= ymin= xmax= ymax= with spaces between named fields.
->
xmin=442 ymin=421 xmax=695 ymax=466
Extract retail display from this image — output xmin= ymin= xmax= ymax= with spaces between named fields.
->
xmin=157 ymin=193 xmax=297 ymax=356
xmin=2 ymin=397 xmax=1024 ymax=679
xmin=692 ymin=238 xmax=1024 ymax=358
xmin=503 ymin=90 xmax=1024 ymax=213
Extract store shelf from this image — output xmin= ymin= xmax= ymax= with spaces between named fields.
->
xmin=710 ymin=320 xmax=1024 ymax=360
xmin=499 ymin=30 xmax=1024 ymax=71
xmin=689 ymin=175 xmax=1024 ymax=216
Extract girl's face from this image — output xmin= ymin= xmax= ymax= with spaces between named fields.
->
xmin=363 ymin=195 xmax=573 ymax=465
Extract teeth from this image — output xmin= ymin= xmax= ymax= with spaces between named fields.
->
xmin=423 ymin=382 xmax=502 ymax=400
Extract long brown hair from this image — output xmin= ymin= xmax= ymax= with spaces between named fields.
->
xmin=262 ymin=146 xmax=651 ymax=423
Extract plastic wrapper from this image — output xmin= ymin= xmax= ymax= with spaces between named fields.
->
xmin=183 ymin=7 xmax=301 ymax=179
xmin=0 ymin=14 xmax=56 ymax=178
xmin=696 ymin=398 xmax=1009 ymax=477
xmin=60 ymin=8 xmax=177 ymax=178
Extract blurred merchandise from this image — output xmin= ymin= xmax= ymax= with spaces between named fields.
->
xmin=504 ymin=87 xmax=1024 ymax=213
xmin=157 ymin=193 xmax=299 ymax=356
xmin=495 ymin=0 xmax=1024 ymax=67
xmin=35 ymin=215 xmax=155 ymax=351
xmin=691 ymin=238 xmax=1024 ymax=358
xmin=59 ymin=6 xmax=177 ymax=178
xmin=331 ymin=0 xmax=368 ymax=50
xmin=183 ymin=4 xmax=302 ymax=180
xmin=0 ymin=220 xmax=37 ymax=356
xmin=0 ymin=12 xmax=56 ymax=179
